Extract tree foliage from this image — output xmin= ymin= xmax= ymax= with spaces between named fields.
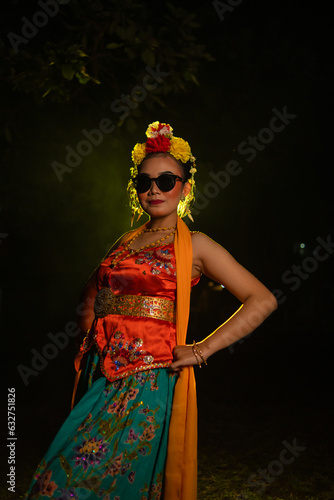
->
xmin=1 ymin=0 xmax=213 ymax=108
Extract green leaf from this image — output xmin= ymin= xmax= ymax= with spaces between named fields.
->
xmin=106 ymin=43 xmax=124 ymax=50
xmin=76 ymin=50 xmax=89 ymax=58
xmin=76 ymin=73 xmax=90 ymax=84
xmin=140 ymin=48 xmax=155 ymax=67
xmin=42 ymin=88 xmax=52 ymax=98
xmin=125 ymin=25 xmax=136 ymax=41
xmin=165 ymin=2 xmax=176 ymax=14
xmin=125 ymin=48 xmax=135 ymax=59
xmin=115 ymin=26 xmax=127 ymax=40
xmin=61 ymin=64 xmax=75 ymax=81
xmin=190 ymin=73 xmax=199 ymax=85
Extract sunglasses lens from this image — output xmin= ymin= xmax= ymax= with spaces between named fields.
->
xmin=134 ymin=175 xmax=151 ymax=193
xmin=156 ymin=174 xmax=176 ymax=192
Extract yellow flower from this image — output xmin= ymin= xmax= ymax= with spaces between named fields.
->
xmin=131 ymin=143 xmax=147 ymax=166
xmin=169 ymin=137 xmax=191 ymax=163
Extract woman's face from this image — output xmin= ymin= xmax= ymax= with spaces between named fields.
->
xmin=136 ymin=155 xmax=189 ymax=220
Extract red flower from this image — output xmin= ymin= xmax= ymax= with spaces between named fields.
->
xmin=146 ymin=135 xmax=171 ymax=154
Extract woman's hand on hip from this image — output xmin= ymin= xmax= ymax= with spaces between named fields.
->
xmin=170 ymin=343 xmax=207 ymax=372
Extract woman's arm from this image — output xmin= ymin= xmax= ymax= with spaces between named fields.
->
xmin=75 ymin=270 xmax=98 ymax=350
xmin=74 ymin=231 xmax=132 ymax=349
xmin=170 ymin=232 xmax=277 ymax=370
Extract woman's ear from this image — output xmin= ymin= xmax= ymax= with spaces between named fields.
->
xmin=182 ymin=181 xmax=191 ymax=198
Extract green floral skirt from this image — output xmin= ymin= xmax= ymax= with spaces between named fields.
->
xmin=25 ymin=365 xmax=177 ymax=500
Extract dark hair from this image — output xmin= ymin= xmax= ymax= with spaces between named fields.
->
xmin=138 ymin=152 xmax=191 ymax=182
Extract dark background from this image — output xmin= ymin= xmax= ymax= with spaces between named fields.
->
xmin=1 ymin=0 xmax=333 ymax=498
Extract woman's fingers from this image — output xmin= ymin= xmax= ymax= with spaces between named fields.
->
xmin=171 ymin=345 xmax=197 ymax=369
xmin=169 ymin=364 xmax=182 ymax=372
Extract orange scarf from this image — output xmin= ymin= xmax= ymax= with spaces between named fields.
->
xmin=163 ymin=216 xmax=197 ymax=499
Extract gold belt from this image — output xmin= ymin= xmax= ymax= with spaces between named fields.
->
xmin=94 ymin=287 xmax=176 ymax=323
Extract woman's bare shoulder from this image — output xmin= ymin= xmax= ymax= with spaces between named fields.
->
xmin=190 ymin=231 xmax=219 ymax=248
xmin=190 ymin=231 xmax=226 ymax=269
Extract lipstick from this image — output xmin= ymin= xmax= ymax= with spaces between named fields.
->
xmin=149 ymin=200 xmax=164 ymax=205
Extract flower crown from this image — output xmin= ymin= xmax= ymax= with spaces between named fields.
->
xmin=128 ymin=121 xmax=197 ymax=223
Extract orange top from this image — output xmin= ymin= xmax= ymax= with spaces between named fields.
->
xmin=74 ymin=242 xmax=200 ymax=383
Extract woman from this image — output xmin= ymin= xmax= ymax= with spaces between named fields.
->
xmin=25 ymin=121 xmax=277 ymax=500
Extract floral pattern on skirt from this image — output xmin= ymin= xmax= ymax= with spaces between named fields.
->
xmin=25 ymin=368 xmax=177 ymax=500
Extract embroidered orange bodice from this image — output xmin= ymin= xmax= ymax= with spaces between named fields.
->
xmin=75 ymin=243 xmax=200 ymax=382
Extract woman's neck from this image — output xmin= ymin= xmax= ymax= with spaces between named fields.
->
xmin=146 ymin=215 xmax=178 ymax=231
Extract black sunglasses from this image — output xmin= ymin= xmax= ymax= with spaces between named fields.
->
xmin=133 ymin=173 xmax=183 ymax=193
